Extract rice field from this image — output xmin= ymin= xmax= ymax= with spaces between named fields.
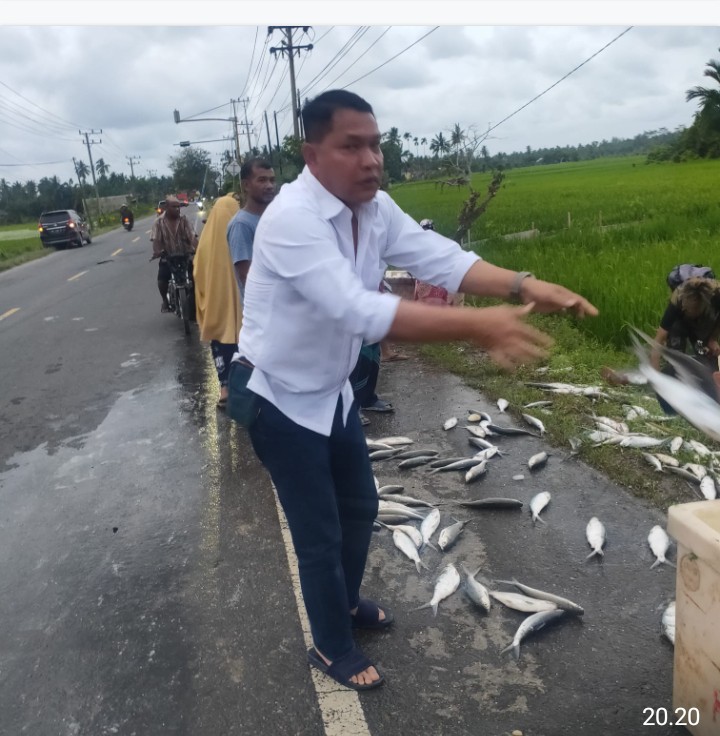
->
xmin=390 ymin=156 xmax=720 ymax=347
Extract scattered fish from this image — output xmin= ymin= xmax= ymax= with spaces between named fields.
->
xmin=381 ymin=493 xmax=435 ymax=508
xmin=398 ymin=456 xmax=436 ymax=469
xmin=500 ymin=609 xmax=568 ymax=659
xmin=465 ymin=425 xmax=488 ymax=439
xmin=413 ymin=563 xmax=461 ymax=616
xmin=456 ymin=498 xmax=523 ymax=510
xmin=392 ymin=529 xmax=429 ymax=573
xmin=665 ymin=465 xmax=701 ymax=484
xmin=653 ymin=453 xmax=679 ymax=468
xmin=648 ymin=525 xmax=675 ymax=569
xmin=512 ymin=474 xmax=525 ymax=481
xmin=394 ymin=448 xmax=440 ymax=459
xmin=661 ymin=601 xmax=676 ymax=645
xmin=528 ymin=451 xmax=549 ymax=471
xmin=376 ymin=521 xmax=423 ymax=548
xmin=484 ymin=423 xmax=538 ymax=437
xmin=377 ymin=484 xmax=405 ymax=495
xmin=669 ymin=436 xmax=684 ymax=455
xmin=461 ymin=564 xmax=491 ymax=613
xmin=467 ymin=412 xmax=482 ymax=423
xmin=366 ymin=440 xmax=394 ymax=451
xmin=619 ymin=435 xmax=668 ymax=449
xmin=429 ymin=456 xmax=469 ymax=468
xmin=374 ymin=436 xmax=414 ymax=446
xmin=593 ymin=416 xmax=629 ymax=434
xmin=700 ymin=475 xmax=717 ymax=500
xmin=525 ymin=400 xmax=553 ymax=409
xmin=688 ymin=439 xmax=712 ymax=458
xmin=443 ymin=417 xmax=458 ymax=431
xmin=468 ymin=436 xmax=497 ymax=451
xmin=472 ymin=446 xmax=503 ymax=462
xmin=490 ymin=590 xmax=558 ymax=613
xmin=641 ymin=453 xmax=663 ymax=472
xmin=497 ymin=398 xmax=509 ymax=413
xmin=568 ymin=437 xmax=582 ymax=455
xmin=683 ymin=463 xmax=708 ymax=481
xmin=428 ymin=457 xmax=484 ymax=474
xmin=438 ymin=519 xmax=468 ymax=551
xmin=369 ymin=448 xmax=401 ymax=461
xmin=530 ymin=491 xmax=551 ymax=523
xmin=585 ymin=517 xmax=606 ymax=559
xmin=420 ymin=508 xmax=441 ymax=547
xmin=522 ymin=413 xmax=546 ymax=436
xmin=495 ymin=578 xmax=585 ymax=615
xmin=465 ymin=459 xmax=489 ymax=483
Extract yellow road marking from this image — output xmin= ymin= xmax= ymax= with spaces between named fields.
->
xmin=111 ymin=248 xmax=123 ymax=257
xmin=67 ymin=270 xmax=88 ymax=282
xmin=0 ymin=307 xmax=20 ymax=322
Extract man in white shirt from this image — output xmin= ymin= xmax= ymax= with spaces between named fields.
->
xmin=236 ymin=90 xmax=597 ymax=691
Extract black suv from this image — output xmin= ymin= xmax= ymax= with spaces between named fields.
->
xmin=38 ymin=210 xmax=92 ymax=248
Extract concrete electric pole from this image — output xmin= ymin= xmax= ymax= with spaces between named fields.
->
xmin=79 ymin=129 xmax=102 ymax=219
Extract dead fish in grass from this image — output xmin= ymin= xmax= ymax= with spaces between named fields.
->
xmin=688 ymin=439 xmax=712 ymax=457
xmin=392 ymin=529 xmax=430 ymax=573
xmin=682 ymin=463 xmax=708 ymax=481
xmin=522 ymin=413 xmax=546 ymax=436
xmin=500 ymin=609 xmax=568 ymax=659
xmin=585 ymin=517 xmax=606 ymax=559
xmin=413 ymin=563 xmax=461 ymax=616
xmin=398 ymin=456 xmax=436 ymax=470
xmin=438 ymin=519 xmax=468 ymax=551
xmin=568 ymin=437 xmax=582 ymax=455
xmin=528 ymin=451 xmax=549 ymax=471
xmin=443 ymin=417 xmax=458 ymax=431
xmin=530 ymin=491 xmax=551 ymax=523
xmin=648 ymin=525 xmax=675 ymax=569
xmin=394 ymin=448 xmax=440 ymax=459
xmin=461 ymin=564 xmax=491 ymax=613
xmin=653 ymin=453 xmax=679 ymax=468
xmin=525 ymin=400 xmax=553 ymax=409
xmin=619 ymin=435 xmax=668 ymax=449
xmin=641 ymin=453 xmax=663 ymax=472
xmin=455 ymin=498 xmax=523 ymax=510
xmin=665 ymin=465 xmax=701 ymax=484
xmin=490 ymin=590 xmax=558 ymax=613
xmin=484 ymin=423 xmax=539 ymax=438
xmin=465 ymin=459 xmax=489 ymax=483
xmin=497 ymin=398 xmax=509 ymax=413
xmin=669 ymin=436 xmax=684 ymax=455
xmin=662 ymin=601 xmax=676 ymax=645
xmin=700 ymin=474 xmax=717 ymax=499
xmin=494 ymin=578 xmax=585 ymax=615
xmin=420 ymin=508 xmax=441 ymax=547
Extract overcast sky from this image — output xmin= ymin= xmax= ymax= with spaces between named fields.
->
xmin=1 ymin=3 xmax=719 ymax=185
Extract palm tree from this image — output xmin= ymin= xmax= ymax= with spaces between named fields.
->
xmin=403 ymin=132 xmax=412 ymax=150
xmin=421 ymin=137 xmax=427 ymax=157
xmin=383 ymin=127 xmax=402 ymax=147
xmin=429 ymin=132 xmax=449 ymax=158
xmin=686 ymin=49 xmax=720 ymax=113
xmin=95 ymin=158 xmax=110 ymax=178
xmin=76 ymin=160 xmax=90 ymax=181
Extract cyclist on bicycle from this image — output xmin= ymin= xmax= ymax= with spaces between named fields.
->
xmin=150 ymin=195 xmax=198 ymax=313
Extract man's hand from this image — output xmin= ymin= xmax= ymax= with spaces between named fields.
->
xmin=468 ymin=302 xmax=553 ymax=371
xmin=520 ymin=279 xmax=598 ymax=318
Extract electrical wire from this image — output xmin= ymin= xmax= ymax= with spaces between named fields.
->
xmin=319 ymin=27 xmax=392 ymax=93
xmin=238 ymin=26 xmax=260 ymax=99
xmin=0 ymin=80 xmax=84 ymax=130
xmin=300 ymin=27 xmax=367 ymax=97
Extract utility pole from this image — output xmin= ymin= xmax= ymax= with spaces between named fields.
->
xmin=230 ymin=99 xmax=242 ymax=161
xmin=268 ymin=26 xmax=313 ymax=139
xmin=126 ymin=155 xmax=141 ymax=179
xmin=79 ymin=129 xmax=102 ymax=219
xmin=233 ymin=97 xmax=253 ymax=157
xmin=273 ymin=111 xmax=283 ymax=176
xmin=264 ymin=111 xmax=273 ymax=162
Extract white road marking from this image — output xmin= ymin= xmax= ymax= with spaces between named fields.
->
xmin=132 ymin=236 xmax=141 ymax=243
xmin=111 ymin=248 xmax=123 ymax=257
xmin=67 ymin=270 xmax=88 ymax=282
xmin=271 ymin=484 xmax=371 ymax=736
xmin=0 ymin=307 xmax=20 ymax=321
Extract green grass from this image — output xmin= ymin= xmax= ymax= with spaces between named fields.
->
xmin=389 ymin=156 xmax=720 ymax=507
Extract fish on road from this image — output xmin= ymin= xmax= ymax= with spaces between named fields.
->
xmin=662 ymin=601 xmax=676 ymax=645
xmin=414 ymin=563 xmax=461 ymax=616
xmin=585 ymin=517 xmax=606 ymax=559
xmin=648 ymin=525 xmax=675 ymax=569
xmin=528 ymin=451 xmax=549 ymax=471
xmin=500 ymin=609 xmax=568 ymax=659
xmin=420 ymin=508 xmax=441 ymax=548
xmin=455 ymin=498 xmax=523 ymax=510
xmin=529 ymin=491 xmax=551 ymax=523
xmin=461 ymin=564 xmax=491 ymax=613
xmin=495 ymin=578 xmax=585 ymax=615
xmin=497 ymin=398 xmax=509 ymax=413
xmin=489 ymin=590 xmax=558 ymax=613
xmin=443 ymin=417 xmax=458 ymax=430
xmin=522 ymin=413 xmax=546 ymax=436
xmin=392 ymin=529 xmax=429 ymax=573
xmin=438 ymin=519 xmax=468 ymax=551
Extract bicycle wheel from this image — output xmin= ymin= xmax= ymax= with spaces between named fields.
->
xmin=179 ymin=287 xmax=191 ymax=334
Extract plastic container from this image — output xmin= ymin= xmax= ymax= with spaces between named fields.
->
xmin=666 ymin=500 xmax=720 ymax=735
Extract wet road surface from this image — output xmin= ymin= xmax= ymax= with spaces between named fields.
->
xmin=0 ymin=215 xmax=688 ymax=735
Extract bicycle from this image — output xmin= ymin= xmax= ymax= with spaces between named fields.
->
xmin=165 ymin=253 xmax=195 ymax=335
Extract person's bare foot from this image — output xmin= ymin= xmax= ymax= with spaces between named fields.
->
xmin=313 ymin=647 xmax=382 ymax=687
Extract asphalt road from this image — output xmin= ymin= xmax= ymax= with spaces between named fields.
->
xmin=0 ymin=209 xmax=687 ymax=736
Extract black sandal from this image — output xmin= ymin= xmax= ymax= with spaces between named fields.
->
xmin=307 ymin=646 xmax=385 ymax=691
xmin=351 ymin=598 xmax=394 ymax=630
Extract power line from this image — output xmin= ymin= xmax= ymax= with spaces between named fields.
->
xmin=0 ymin=80 xmax=84 ymax=130
xmin=486 ymin=27 xmax=634 ymax=136
xmin=320 ymin=27 xmax=392 ymax=93
xmin=340 ymin=27 xmax=439 ymax=89
xmin=238 ymin=26 xmax=260 ymax=99
xmin=0 ymin=158 xmax=71 ymax=167
xmin=302 ymin=27 xmax=371 ymax=97
xmin=300 ymin=27 xmax=366 ymax=96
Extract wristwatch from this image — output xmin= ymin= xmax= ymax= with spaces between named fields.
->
xmin=509 ymin=271 xmax=534 ymax=303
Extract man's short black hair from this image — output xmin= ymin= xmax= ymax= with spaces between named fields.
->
xmin=240 ymin=157 xmax=273 ymax=181
xmin=302 ymin=90 xmax=374 ymax=143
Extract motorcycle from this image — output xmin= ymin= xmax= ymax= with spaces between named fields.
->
xmin=165 ymin=253 xmax=196 ymax=335
xmin=122 ymin=215 xmax=134 ymax=231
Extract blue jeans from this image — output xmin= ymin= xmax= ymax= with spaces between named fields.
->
xmin=248 ymin=394 xmax=378 ymax=660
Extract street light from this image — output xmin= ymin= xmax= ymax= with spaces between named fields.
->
xmin=174 ymin=138 xmax=232 ymax=147
xmin=173 ymin=108 xmax=241 ymax=161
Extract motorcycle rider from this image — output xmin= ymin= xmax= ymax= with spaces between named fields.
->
xmin=120 ymin=204 xmax=134 ymax=230
xmin=150 ymin=195 xmax=198 ymax=313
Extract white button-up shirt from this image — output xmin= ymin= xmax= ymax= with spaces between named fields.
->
xmin=238 ymin=168 xmax=480 ymax=436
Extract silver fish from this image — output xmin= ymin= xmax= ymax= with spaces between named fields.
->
xmin=382 ymin=493 xmax=435 ymax=508
xmin=392 ymin=529 xmax=429 ymax=573
xmin=641 ymin=453 xmax=663 ymax=472
xmin=467 ymin=412 xmax=482 ymax=423
xmin=377 ymin=484 xmax=405 ymax=495
xmin=472 ymin=446 xmax=502 ymax=462
xmin=568 ymin=437 xmax=582 ymax=455
xmin=376 ymin=511 xmax=426 ymax=524
xmin=429 ymin=456 xmax=469 ymax=468
xmin=379 ymin=499 xmax=426 ymax=517
xmin=428 ymin=457 xmax=484 ymax=474
xmin=414 ymin=563 xmax=461 ymax=616
xmin=397 ymin=456 xmax=436 ymax=469
xmin=369 ymin=448 xmax=401 ymax=461
xmin=669 ymin=436 xmax=684 ymax=455
xmin=495 ymin=578 xmax=585 ymax=615
xmin=648 ymin=525 xmax=675 ymax=569
xmin=529 ymin=491 xmax=551 ymax=523
xmin=661 ymin=601 xmax=676 ymax=645
xmin=619 ymin=435 xmax=667 ymax=449
xmin=665 ymin=465 xmax=702 ymax=484
xmin=525 ymin=400 xmax=553 ymax=409
xmin=700 ymin=475 xmax=717 ymax=500
xmin=683 ymin=463 xmax=708 ymax=480
xmin=456 ymin=498 xmax=523 ymax=510
xmin=377 ymin=522 xmax=423 ymax=548
xmin=366 ymin=440 xmax=394 ymax=451
xmin=420 ymin=508 xmax=441 ymax=547
xmin=464 ymin=425 xmax=488 ymax=439
xmin=497 ymin=398 xmax=509 ymax=413
xmin=374 ymin=436 xmax=414 ymax=446
xmin=522 ymin=413 xmax=546 ymax=436
xmin=395 ymin=448 xmax=440 ymax=459
xmin=501 ymin=609 xmax=567 ymax=659
xmin=528 ymin=451 xmax=549 ymax=471
xmin=593 ymin=416 xmax=629 ymax=434
xmin=443 ymin=417 xmax=458 ymax=431
xmin=653 ymin=453 xmax=679 ymax=468
xmin=468 ymin=436 xmax=496 ymax=451
xmin=438 ymin=519 xmax=468 ymax=551
xmin=585 ymin=517 xmax=606 ymax=559
xmin=490 ymin=590 xmax=558 ymax=613
xmin=465 ymin=459 xmax=489 ymax=483
xmin=484 ymin=423 xmax=538 ymax=437
xmin=688 ymin=439 xmax=712 ymax=457
xmin=461 ymin=564 xmax=491 ymax=613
